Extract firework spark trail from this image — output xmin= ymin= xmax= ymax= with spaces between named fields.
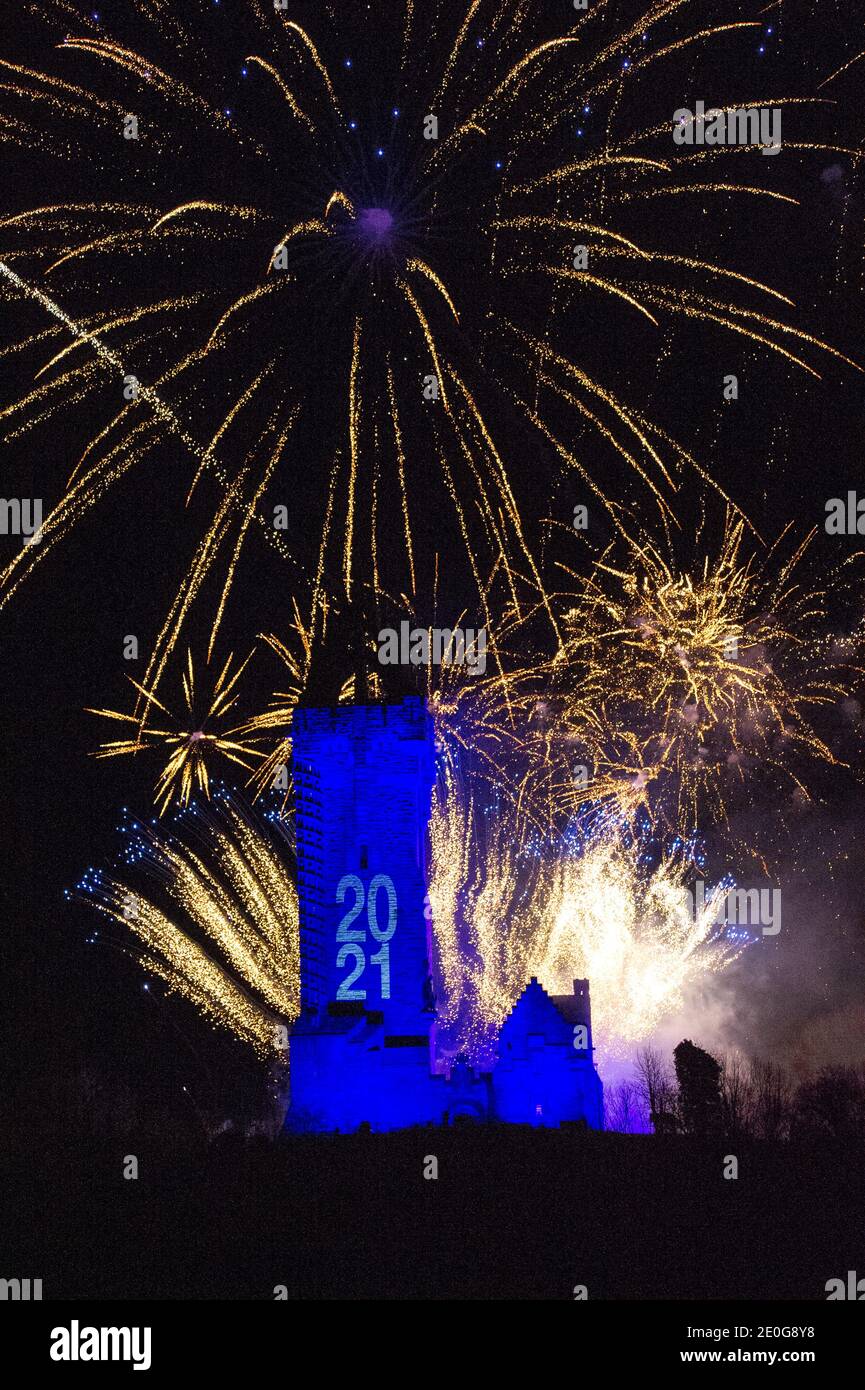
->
xmin=75 ymin=797 xmax=299 ymax=1056
xmin=0 ymin=256 xmax=201 ymax=450
xmin=0 ymin=256 xmax=304 ymax=608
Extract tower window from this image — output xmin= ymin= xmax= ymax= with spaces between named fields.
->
xmin=359 ymin=845 xmax=368 ymax=869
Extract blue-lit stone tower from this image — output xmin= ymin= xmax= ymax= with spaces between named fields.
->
xmin=293 ymin=697 xmax=434 ymax=1032
xmin=287 ymin=698 xmax=440 ymax=1132
xmin=286 ymin=697 xmax=603 ymax=1133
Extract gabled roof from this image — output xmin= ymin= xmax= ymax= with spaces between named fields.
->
xmin=499 ymin=977 xmax=574 ymax=1043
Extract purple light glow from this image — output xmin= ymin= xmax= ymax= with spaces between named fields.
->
xmin=359 ymin=207 xmax=394 ymax=239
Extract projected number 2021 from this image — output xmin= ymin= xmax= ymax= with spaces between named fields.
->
xmin=335 ymin=874 xmax=397 ymax=1001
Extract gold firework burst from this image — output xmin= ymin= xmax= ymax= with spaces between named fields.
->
xmin=552 ymin=516 xmax=861 ymax=826
xmin=89 ymin=649 xmax=261 ymax=813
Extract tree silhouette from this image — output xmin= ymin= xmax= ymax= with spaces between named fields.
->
xmin=635 ymin=1044 xmax=678 ymax=1134
xmin=794 ymin=1065 xmax=865 ymax=1140
xmin=674 ymin=1040 xmax=722 ymax=1137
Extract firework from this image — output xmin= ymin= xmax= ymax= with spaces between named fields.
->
xmin=85 ymin=519 xmax=861 ymax=1064
xmin=73 ymin=794 xmax=299 ymax=1056
xmin=33 ymin=2 xmax=863 ymax=1076
xmin=233 ymin=516 xmax=865 ymax=840
xmin=85 ymin=745 xmax=744 ymax=1064
xmin=0 ymin=0 xmax=857 ymax=711
xmin=80 ymin=523 xmax=855 ymax=1059
xmin=549 ymin=516 xmax=863 ymax=828
xmin=240 ymin=616 xmax=310 ymax=806
xmin=422 ymin=516 xmax=864 ymax=838
xmin=88 ymin=648 xmax=262 ymax=813
xmin=428 ymin=752 xmax=746 ymax=1064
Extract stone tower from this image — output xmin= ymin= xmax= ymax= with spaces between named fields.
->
xmin=291 ymin=697 xmax=436 ymax=1038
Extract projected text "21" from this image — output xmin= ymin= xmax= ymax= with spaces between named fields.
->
xmin=335 ymin=874 xmax=397 ymax=1001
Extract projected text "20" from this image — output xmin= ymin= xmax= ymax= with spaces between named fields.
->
xmin=335 ymin=874 xmax=397 ymax=1001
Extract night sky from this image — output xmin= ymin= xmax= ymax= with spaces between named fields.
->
xmin=2 ymin=0 xmax=865 ymax=1135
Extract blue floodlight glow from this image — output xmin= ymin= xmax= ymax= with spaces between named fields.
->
xmin=285 ymin=699 xmax=604 ymax=1134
